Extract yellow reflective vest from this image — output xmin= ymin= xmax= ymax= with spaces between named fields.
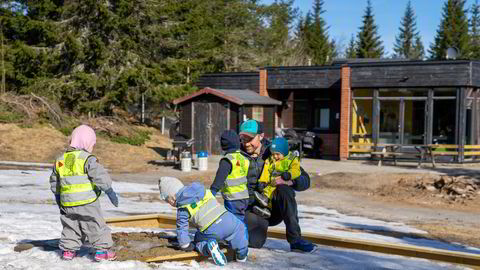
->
xmin=259 ymin=152 xmax=300 ymax=202
xmin=55 ymin=150 xmax=99 ymax=207
xmin=180 ymin=189 xmax=227 ymax=232
xmin=221 ymin=151 xmax=249 ymax=200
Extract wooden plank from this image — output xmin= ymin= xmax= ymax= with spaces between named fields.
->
xmin=351 ymin=63 xmax=472 ymax=88
xmin=268 ymin=228 xmax=480 ymax=268
xmin=349 ymin=143 xmax=375 ymax=146
xmin=106 ymin=214 xmax=480 ymax=268
xmin=349 ymin=149 xmax=373 ymax=153
xmin=429 ymin=144 xmax=459 ymax=148
xmin=0 ymin=161 xmax=52 ymax=168
xmin=463 ymin=145 xmax=480 ymax=149
xmin=431 ymin=152 xmax=460 ymax=156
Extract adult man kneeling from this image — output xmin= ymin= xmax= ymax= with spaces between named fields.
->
xmin=239 ymin=120 xmax=316 ymax=253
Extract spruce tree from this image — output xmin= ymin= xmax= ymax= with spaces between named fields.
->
xmin=429 ymin=0 xmax=470 ymax=59
xmin=356 ymin=0 xmax=384 ymax=58
xmin=470 ymin=0 xmax=480 ymax=59
xmin=393 ymin=1 xmax=424 ymax=59
xmin=304 ymin=0 xmax=331 ymax=65
xmin=345 ymin=35 xmax=357 ymax=58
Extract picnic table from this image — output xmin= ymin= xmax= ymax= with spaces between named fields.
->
xmin=371 ymin=144 xmax=431 ymax=167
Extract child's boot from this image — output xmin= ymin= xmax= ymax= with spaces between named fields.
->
xmin=94 ymin=249 xmax=117 ymax=261
xmin=252 ymin=205 xmax=271 ymax=218
xmin=236 ymin=248 xmax=249 ymax=262
xmin=254 ymin=191 xmax=269 ymax=207
xmin=62 ymin=250 xmax=76 ymax=260
xmin=206 ymin=239 xmax=227 ymax=266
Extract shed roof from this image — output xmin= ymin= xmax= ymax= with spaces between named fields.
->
xmin=173 ymin=87 xmax=281 ymax=106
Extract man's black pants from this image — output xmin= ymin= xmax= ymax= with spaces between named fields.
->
xmin=246 ymin=185 xmax=301 ymax=248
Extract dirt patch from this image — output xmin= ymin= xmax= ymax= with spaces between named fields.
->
xmin=312 ymin=172 xmax=480 ymax=211
xmin=310 ymin=172 xmax=480 ymax=247
xmin=112 ymin=232 xmax=185 ymax=261
xmin=0 ymin=123 xmax=172 ymax=173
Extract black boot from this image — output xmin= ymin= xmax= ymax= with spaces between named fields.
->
xmin=253 ymin=205 xmax=271 ymax=218
xmin=254 ymin=191 xmax=269 ymax=208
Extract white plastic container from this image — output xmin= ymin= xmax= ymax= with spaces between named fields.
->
xmin=197 ymin=151 xmax=208 ymax=171
xmin=180 ymin=152 xmax=192 ymax=172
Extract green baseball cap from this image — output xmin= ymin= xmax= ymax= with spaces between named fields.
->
xmin=239 ymin=120 xmax=260 ymax=137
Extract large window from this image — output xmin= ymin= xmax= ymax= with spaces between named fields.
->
xmin=293 ymin=100 xmax=309 ymax=129
xmin=352 ymin=99 xmax=373 ymax=143
xmin=351 ymin=88 xmax=458 ymax=146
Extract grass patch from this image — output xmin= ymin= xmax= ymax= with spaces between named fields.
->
xmin=0 ymin=104 xmax=24 ymax=123
xmin=100 ymin=129 xmax=151 ymax=146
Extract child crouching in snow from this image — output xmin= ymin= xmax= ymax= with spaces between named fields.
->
xmin=49 ymin=125 xmax=119 ymax=261
xmin=159 ymin=177 xmax=249 ymax=266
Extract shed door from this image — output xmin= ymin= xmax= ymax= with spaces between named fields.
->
xmin=193 ymin=101 xmax=228 ymax=154
xmin=210 ymin=102 xmax=228 ymax=154
xmin=194 ymin=102 xmax=210 ymax=153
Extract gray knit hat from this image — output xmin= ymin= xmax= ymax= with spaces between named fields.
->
xmin=158 ymin=177 xmax=184 ymax=201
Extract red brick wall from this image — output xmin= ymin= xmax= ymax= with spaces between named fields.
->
xmin=259 ymin=69 xmax=268 ymax=97
xmin=339 ymin=65 xmax=351 ymax=160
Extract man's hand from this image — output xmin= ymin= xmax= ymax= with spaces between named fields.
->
xmin=274 ymin=176 xmax=293 ymax=186
xmin=281 ymin=172 xmax=292 ymax=181
xmin=257 ymin=182 xmax=267 ymax=192
xmin=105 ymin=188 xmax=119 ymax=207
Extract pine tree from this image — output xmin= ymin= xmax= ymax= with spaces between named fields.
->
xmin=304 ymin=0 xmax=331 ymax=65
xmin=345 ymin=35 xmax=357 ymax=58
xmin=393 ymin=1 xmax=424 ymax=59
xmin=356 ymin=0 xmax=384 ymax=58
xmin=429 ymin=0 xmax=470 ymax=59
xmin=470 ymin=0 xmax=480 ymax=59
xmin=258 ymin=0 xmax=299 ymax=66
xmin=411 ymin=36 xmax=425 ymax=60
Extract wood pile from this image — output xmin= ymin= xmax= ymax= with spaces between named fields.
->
xmin=413 ymin=175 xmax=480 ymax=202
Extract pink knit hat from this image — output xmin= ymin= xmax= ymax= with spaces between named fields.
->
xmin=70 ymin=125 xmax=96 ymax=153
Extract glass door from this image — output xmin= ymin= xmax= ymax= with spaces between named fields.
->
xmin=379 ymin=100 xmax=400 ymax=144
xmin=403 ymin=100 xmax=426 ymax=145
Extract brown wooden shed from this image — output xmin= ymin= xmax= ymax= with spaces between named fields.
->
xmin=173 ymin=87 xmax=281 ymax=155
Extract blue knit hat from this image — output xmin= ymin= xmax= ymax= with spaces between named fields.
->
xmin=270 ymin=137 xmax=289 ymax=156
xmin=220 ymin=130 xmax=240 ymax=152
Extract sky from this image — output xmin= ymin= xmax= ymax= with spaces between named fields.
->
xmin=260 ymin=0 xmax=479 ymax=57
xmin=0 ymin=169 xmax=478 ymax=269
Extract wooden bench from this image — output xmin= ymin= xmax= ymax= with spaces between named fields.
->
xmin=348 ymin=142 xmax=375 ymax=156
xmin=462 ymin=145 xmax=480 ymax=160
xmin=428 ymin=144 xmax=480 ymax=167
xmin=428 ymin=144 xmax=459 ymax=168
xmin=372 ymin=145 xmax=428 ymax=168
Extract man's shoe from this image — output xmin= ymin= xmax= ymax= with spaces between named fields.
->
xmin=62 ymin=250 xmax=76 ymax=260
xmin=94 ymin=250 xmax=117 ymax=261
xmin=236 ymin=248 xmax=249 ymax=262
xmin=252 ymin=205 xmax=271 ymax=218
xmin=290 ymin=239 xmax=316 ymax=253
xmin=207 ymin=239 xmax=227 ymax=266
xmin=254 ymin=191 xmax=269 ymax=208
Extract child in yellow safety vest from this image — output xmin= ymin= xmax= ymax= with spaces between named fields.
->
xmin=210 ymin=130 xmax=249 ymax=222
xmin=49 ymin=125 xmax=119 ymax=261
xmin=159 ymin=177 xmax=249 ymax=266
xmin=253 ymin=137 xmax=301 ymax=218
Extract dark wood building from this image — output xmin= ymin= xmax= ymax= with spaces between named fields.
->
xmin=173 ymin=87 xmax=281 ymax=154
xmin=194 ymin=60 xmax=480 ymax=162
